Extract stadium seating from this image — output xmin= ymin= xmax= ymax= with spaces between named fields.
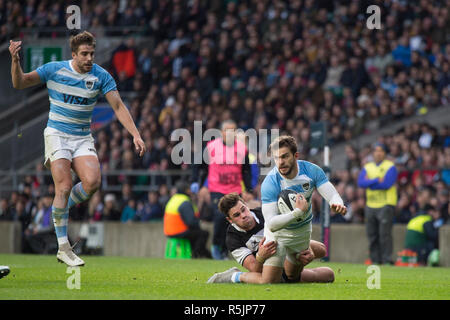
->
xmin=0 ymin=1 xmax=448 ymax=259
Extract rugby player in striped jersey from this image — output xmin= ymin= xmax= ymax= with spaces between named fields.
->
xmin=9 ymin=31 xmax=146 ymax=266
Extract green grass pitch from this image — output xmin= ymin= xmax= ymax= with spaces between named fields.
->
xmin=0 ymin=254 xmax=449 ymax=300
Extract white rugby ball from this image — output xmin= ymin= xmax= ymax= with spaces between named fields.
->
xmin=277 ymin=189 xmax=298 ymax=214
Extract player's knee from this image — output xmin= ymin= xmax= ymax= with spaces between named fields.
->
xmin=311 ymin=242 xmax=327 ymax=259
xmin=323 ymin=268 xmax=335 ymax=283
xmin=55 ymin=184 xmax=72 ymax=199
xmin=260 ymin=274 xmax=282 ymax=284
xmin=82 ymin=176 xmax=101 ymax=194
xmin=317 ymin=243 xmax=327 ymax=259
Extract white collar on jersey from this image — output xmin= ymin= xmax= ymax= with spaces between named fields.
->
xmin=69 ymin=59 xmax=92 ymax=76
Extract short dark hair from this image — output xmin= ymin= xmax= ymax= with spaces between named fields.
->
xmin=218 ymin=193 xmax=244 ymax=217
xmin=175 ymin=180 xmax=190 ymax=194
xmin=70 ymin=31 xmax=96 ymax=53
xmin=373 ymin=142 xmax=388 ymax=153
xmin=269 ymin=135 xmax=298 ymax=156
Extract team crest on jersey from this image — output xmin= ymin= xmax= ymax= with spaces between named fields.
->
xmin=245 ymin=232 xmax=264 ymax=252
xmin=85 ymin=79 xmax=95 ymax=90
xmin=302 ymin=182 xmax=310 ymax=191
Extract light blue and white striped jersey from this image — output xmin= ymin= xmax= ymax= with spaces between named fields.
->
xmin=36 ymin=60 xmax=117 ymax=136
xmin=261 ymin=160 xmax=328 ymax=229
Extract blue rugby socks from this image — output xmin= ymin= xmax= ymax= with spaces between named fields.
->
xmin=67 ymin=182 xmax=90 ymax=209
xmin=52 ymin=206 xmax=69 ymax=246
xmin=231 ymin=272 xmax=242 ymax=283
xmin=53 ymin=182 xmax=91 ymax=247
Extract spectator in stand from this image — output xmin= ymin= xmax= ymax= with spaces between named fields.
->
xmin=135 ymin=190 xmax=163 ymax=221
xmin=410 ymin=186 xmax=434 ymax=218
xmin=24 ymin=193 xmax=57 ymax=254
xmin=102 ymin=193 xmax=121 ymax=221
xmin=117 ymin=182 xmax=134 ymax=213
xmin=88 ymin=191 xmax=104 ymax=222
xmin=111 ymin=38 xmax=137 ymax=82
xmin=441 ymin=149 xmax=450 ymax=186
xmin=138 ymin=47 xmax=152 ymax=80
xmin=340 ymin=57 xmax=370 ymax=98
xmin=392 ymin=36 xmax=412 ymax=68
xmin=158 ymin=184 xmax=170 ymax=209
xmin=436 ymin=188 xmax=449 ymax=223
xmin=0 ymin=198 xmax=13 ymax=221
xmin=323 ymin=55 xmax=345 ymax=93
xmin=121 ymin=198 xmax=137 ymax=223
xmin=395 ymin=191 xmax=413 ymax=224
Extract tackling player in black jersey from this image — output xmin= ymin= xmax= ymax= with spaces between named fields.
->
xmin=207 ymin=193 xmax=334 ymax=284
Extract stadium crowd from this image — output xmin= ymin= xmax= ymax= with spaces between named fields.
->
xmin=0 ymin=0 xmax=448 ymax=253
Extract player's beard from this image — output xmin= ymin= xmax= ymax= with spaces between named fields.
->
xmin=83 ymin=63 xmax=93 ymax=72
xmin=279 ymin=161 xmax=296 ymax=178
xmin=76 ymin=61 xmax=92 ymax=73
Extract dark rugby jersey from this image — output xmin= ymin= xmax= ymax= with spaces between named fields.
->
xmin=225 ymin=207 xmax=265 ymax=265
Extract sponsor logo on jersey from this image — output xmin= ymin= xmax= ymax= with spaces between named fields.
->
xmin=63 ymin=94 xmax=89 ymax=105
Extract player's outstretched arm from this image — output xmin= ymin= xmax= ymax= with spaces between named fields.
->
xmin=105 ymin=90 xmax=146 ymax=157
xmin=317 ymin=182 xmax=347 ymax=215
xmin=10 ymin=40 xmax=41 ymax=89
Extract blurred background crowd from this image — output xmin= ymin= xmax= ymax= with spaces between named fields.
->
xmin=0 ymin=0 xmax=448 ymax=252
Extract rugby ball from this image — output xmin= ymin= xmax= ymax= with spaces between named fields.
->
xmin=0 ymin=266 xmax=10 ymax=279
xmin=277 ymin=189 xmax=298 ymax=214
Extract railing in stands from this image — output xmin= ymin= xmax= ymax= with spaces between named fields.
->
xmin=0 ymin=166 xmax=446 ymax=196
xmin=0 ymin=169 xmax=191 ymax=195
xmin=11 ymin=26 xmax=150 ymax=39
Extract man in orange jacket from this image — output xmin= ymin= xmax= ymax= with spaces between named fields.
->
xmin=164 ymin=180 xmax=211 ymax=258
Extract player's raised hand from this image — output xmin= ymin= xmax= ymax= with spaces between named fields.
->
xmin=9 ymin=40 xmax=21 ymax=61
xmin=331 ymin=203 xmax=347 ymax=216
xmin=295 ymin=193 xmax=308 ymax=212
xmin=133 ymin=135 xmax=146 ymax=157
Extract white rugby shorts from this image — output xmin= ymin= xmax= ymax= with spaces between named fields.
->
xmin=263 ymin=222 xmax=312 ymax=268
xmin=44 ymin=127 xmax=97 ymax=168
